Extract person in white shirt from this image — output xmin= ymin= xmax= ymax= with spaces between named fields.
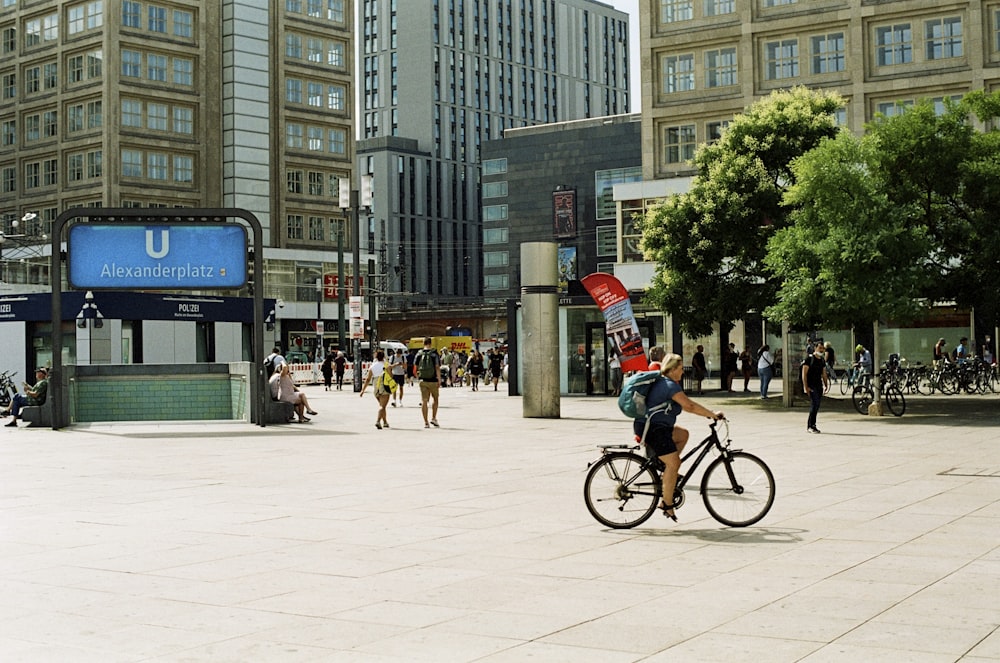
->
xmin=757 ymin=344 xmax=775 ymax=399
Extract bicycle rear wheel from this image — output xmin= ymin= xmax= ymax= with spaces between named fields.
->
xmin=701 ymin=451 xmax=775 ymax=527
xmin=852 ymin=385 xmax=874 ymax=414
xmin=840 ymin=372 xmax=851 ymax=395
xmin=583 ymin=453 xmax=660 ymax=529
xmin=883 ymin=385 xmax=906 ymax=417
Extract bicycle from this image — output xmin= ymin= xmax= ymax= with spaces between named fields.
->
xmin=839 ymin=365 xmax=860 ymax=395
xmin=0 ymin=370 xmax=17 ymax=408
xmin=583 ymin=419 xmax=775 ymax=529
xmin=852 ymin=370 xmax=905 ymax=416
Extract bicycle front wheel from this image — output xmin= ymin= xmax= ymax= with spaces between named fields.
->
xmin=701 ymin=451 xmax=775 ymax=527
xmin=883 ymin=385 xmax=906 ymax=417
xmin=852 ymin=385 xmax=874 ymax=415
xmin=840 ymin=372 xmax=851 ymax=395
xmin=583 ymin=453 xmax=660 ymax=529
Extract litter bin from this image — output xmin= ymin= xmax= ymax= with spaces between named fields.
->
xmin=683 ymin=366 xmax=694 ymax=392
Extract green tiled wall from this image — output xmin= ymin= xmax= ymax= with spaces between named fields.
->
xmin=73 ymin=376 xmax=243 ymax=422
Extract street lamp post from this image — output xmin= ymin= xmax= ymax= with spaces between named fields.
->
xmin=340 ymin=175 xmax=373 ymax=392
xmin=315 ymin=277 xmax=324 ymax=363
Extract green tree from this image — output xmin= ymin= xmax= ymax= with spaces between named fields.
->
xmin=639 ymin=87 xmax=843 ymax=336
xmin=766 ymin=91 xmax=1000 ymax=330
xmin=765 ymin=131 xmax=933 ymax=328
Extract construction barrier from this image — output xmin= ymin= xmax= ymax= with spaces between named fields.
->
xmin=287 ymin=362 xmax=375 ymax=385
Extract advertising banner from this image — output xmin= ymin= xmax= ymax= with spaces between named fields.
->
xmin=581 ymin=273 xmax=648 ymax=372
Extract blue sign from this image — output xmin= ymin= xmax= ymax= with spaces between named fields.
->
xmin=68 ymin=224 xmax=248 ymax=290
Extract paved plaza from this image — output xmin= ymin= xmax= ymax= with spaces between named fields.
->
xmin=1 ymin=381 xmax=998 ymax=662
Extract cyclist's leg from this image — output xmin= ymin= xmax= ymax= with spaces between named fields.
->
xmin=660 ymin=426 xmax=689 ymax=512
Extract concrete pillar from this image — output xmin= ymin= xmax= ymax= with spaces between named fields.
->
xmin=521 ymin=242 xmax=560 ymax=418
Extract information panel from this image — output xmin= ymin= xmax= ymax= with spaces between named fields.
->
xmin=68 ymin=224 xmax=248 ymax=290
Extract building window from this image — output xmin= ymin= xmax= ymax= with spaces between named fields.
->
xmin=995 ymin=10 xmax=1000 ymax=53
xmin=67 ymin=104 xmax=84 ymax=132
xmin=87 ymin=100 xmax=102 ymax=128
xmin=2 ymin=166 xmax=15 ymax=193
xmin=327 ymin=128 xmax=346 ymax=154
xmin=87 ymin=150 xmax=102 ymax=178
xmin=43 ymin=110 xmax=58 ymax=137
xmin=483 ymin=204 xmax=508 ymax=221
xmin=286 ymin=78 xmax=302 ymax=104
xmin=832 ymin=107 xmax=848 ymax=127
xmin=43 ymin=158 xmax=58 ymax=186
xmin=24 ymin=66 xmax=40 ymax=95
xmin=2 ymin=27 xmax=16 ymax=54
xmin=2 ymin=73 xmax=15 ymax=100
xmin=286 ymin=34 xmax=302 ymax=59
xmin=147 ymin=152 xmax=167 ymax=180
xmin=287 ymin=215 xmax=304 ymax=240
xmin=765 ymin=39 xmax=799 ymax=80
xmin=596 ymin=226 xmax=617 ymax=257
xmin=287 ymin=170 xmax=303 ymax=194
xmin=44 ymin=62 xmax=58 ymax=89
xmin=173 ymin=106 xmax=193 ymax=134
xmin=174 ymin=10 xmax=193 ymax=38
xmin=308 ymin=126 xmax=323 ymax=151
xmin=482 ymin=158 xmax=507 ymax=175
xmin=706 ymin=120 xmax=730 ymax=143
xmin=173 ymin=155 xmax=193 ymax=183
xmin=69 ymin=2 xmax=103 ymax=35
xmin=876 ymin=100 xmax=913 ymax=117
xmin=122 ymin=1 xmax=141 ymax=28
xmin=484 ymin=274 xmax=509 ymax=290
xmin=926 ymin=17 xmax=963 ymax=60
xmin=661 ymin=0 xmax=693 ymax=23
xmin=147 ymin=54 xmax=167 ymax=82
xmin=483 ymin=227 xmax=508 ymax=244
xmin=68 ymin=56 xmax=84 ymax=83
xmin=328 ymin=42 xmax=345 ymax=67
xmin=67 ymin=153 xmax=84 ymax=181
xmin=122 ymin=99 xmax=142 ymax=128
xmin=482 ymin=181 xmax=508 ymax=198
xmin=705 ymin=47 xmax=737 ymax=88
xmin=122 ymin=49 xmax=141 ymax=77
xmin=704 ymin=0 xmax=734 ymax=16
xmin=327 ymin=0 xmax=345 ymax=22
xmin=875 ymin=24 xmax=913 ymax=66
xmin=764 ymin=0 xmax=796 ymax=5
xmin=664 ymin=124 xmax=696 ymax=164
xmin=148 ymin=5 xmax=167 ymax=33
xmin=87 ymin=50 xmax=103 ymax=78
xmin=307 ymin=81 xmax=323 ymax=107
xmin=811 ymin=33 xmax=845 ymax=74
xmin=484 ymin=251 xmax=509 ymax=267
xmin=173 ymin=58 xmax=193 ymax=85
xmin=308 ymin=216 xmax=324 ymax=240
xmin=122 ymin=149 xmax=142 ymax=177
xmin=286 ymin=123 xmax=303 ymax=148
xmin=1 ymin=120 xmax=14 ymax=146
xmin=931 ymin=95 xmax=962 ymax=115
xmin=147 ymin=102 xmax=168 ymax=131
xmin=327 ymin=85 xmax=346 ymax=111
xmin=663 ymin=54 xmax=695 ymax=93
xmin=24 ymin=162 xmax=40 ymax=189
xmin=308 ymin=171 xmax=324 ymax=195
xmin=24 ymin=114 xmax=40 ymax=142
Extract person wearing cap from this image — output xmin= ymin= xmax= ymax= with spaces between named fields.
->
xmin=4 ymin=367 xmax=49 ymax=427
xmin=854 ymin=344 xmax=873 ymax=386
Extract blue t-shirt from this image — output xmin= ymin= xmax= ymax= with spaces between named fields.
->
xmin=634 ymin=377 xmax=683 ymax=432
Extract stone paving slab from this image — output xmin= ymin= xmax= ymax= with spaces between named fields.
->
xmin=1 ymin=383 xmax=998 ymax=662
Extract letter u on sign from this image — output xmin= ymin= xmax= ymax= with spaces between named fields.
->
xmin=146 ymin=230 xmax=169 ymax=258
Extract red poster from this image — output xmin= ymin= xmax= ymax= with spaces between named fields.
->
xmin=581 ymin=273 xmax=648 ymax=372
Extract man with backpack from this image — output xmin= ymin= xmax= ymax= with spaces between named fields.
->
xmin=416 ymin=337 xmax=441 ymax=428
xmin=264 ymin=347 xmax=286 ymax=377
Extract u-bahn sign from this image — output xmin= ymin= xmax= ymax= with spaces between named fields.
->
xmin=68 ymin=224 xmax=247 ymax=290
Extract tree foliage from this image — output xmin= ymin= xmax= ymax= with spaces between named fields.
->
xmin=639 ymin=87 xmax=843 ymax=336
xmin=767 ymin=91 xmax=1000 ymax=329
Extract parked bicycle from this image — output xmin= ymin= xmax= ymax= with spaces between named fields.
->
xmin=583 ymin=419 xmax=775 ymax=528
xmin=0 ymin=370 xmax=17 ymax=408
xmin=852 ymin=371 xmax=906 ymax=416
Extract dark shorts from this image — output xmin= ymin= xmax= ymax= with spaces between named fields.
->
xmin=634 ymin=421 xmax=677 ymax=457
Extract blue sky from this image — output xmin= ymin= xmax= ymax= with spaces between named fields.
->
xmin=607 ymin=0 xmax=641 ymax=108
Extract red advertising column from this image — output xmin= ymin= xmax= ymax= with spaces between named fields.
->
xmin=581 ymin=273 xmax=649 ymax=373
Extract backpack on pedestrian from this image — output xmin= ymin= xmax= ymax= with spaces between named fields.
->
xmin=417 ymin=349 xmax=438 ymax=380
xmin=264 ymin=355 xmax=276 ymax=377
xmin=617 ymin=370 xmax=666 ymax=419
xmin=378 ymin=370 xmax=397 ymax=395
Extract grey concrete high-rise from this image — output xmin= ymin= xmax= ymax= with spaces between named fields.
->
xmin=359 ymin=0 xmax=630 ymax=311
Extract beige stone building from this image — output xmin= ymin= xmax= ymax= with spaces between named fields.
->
xmin=639 ymin=0 xmax=1000 ymax=180
xmin=1 ymin=1 xmax=354 ymax=311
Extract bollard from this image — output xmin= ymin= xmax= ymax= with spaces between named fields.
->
xmin=521 ymin=242 xmax=560 ymax=418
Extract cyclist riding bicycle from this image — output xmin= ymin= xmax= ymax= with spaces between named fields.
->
xmin=634 ymin=353 xmax=724 ymax=522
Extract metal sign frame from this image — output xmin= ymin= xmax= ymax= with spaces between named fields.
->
xmin=49 ymin=208 xmax=266 ymax=429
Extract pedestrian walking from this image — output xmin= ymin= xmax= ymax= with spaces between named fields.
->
xmin=389 ymin=348 xmax=407 ymax=407
xmin=802 ymin=344 xmax=829 ymax=433
xmin=359 ymin=350 xmax=393 ymax=429
xmin=415 ymin=337 xmax=441 ymax=428
xmin=320 ymin=354 xmax=334 ymax=391
xmin=757 ymin=344 xmax=774 ymax=399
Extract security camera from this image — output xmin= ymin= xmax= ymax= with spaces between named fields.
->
xmin=276 ymin=299 xmax=285 ymax=309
